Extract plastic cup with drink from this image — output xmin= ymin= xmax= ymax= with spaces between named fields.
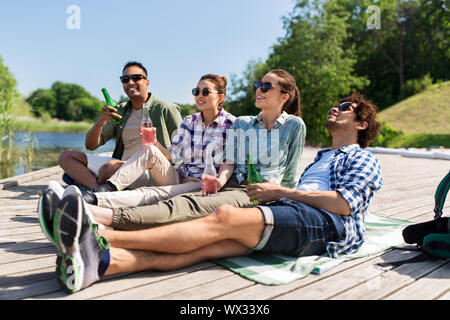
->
xmin=141 ymin=103 xmax=156 ymax=147
xmin=202 ymin=161 xmax=218 ymax=197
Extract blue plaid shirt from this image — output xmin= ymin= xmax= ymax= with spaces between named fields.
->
xmin=299 ymin=144 xmax=383 ymax=257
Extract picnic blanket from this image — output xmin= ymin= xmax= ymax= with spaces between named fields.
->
xmin=214 ymin=213 xmax=412 ymax=285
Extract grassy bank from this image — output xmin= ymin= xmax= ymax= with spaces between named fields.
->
xmin=375 ymin=81 xmax=450 ymax=148
xmin=12 ymin=116 xmax=92 ymax=133
xmin=378 ymin=82 xmax=450 ymax=135
xmin=385 ymin=132 xmax=450 ymax=148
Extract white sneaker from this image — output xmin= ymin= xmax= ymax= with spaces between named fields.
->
xmin=48 ymin=180 xmax=65 ymax=199
xmin=63 ymin=185 xmax=99 ymax=226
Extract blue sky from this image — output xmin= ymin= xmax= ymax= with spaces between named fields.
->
xmin=0 ymin=0 xmax=296 ymax=105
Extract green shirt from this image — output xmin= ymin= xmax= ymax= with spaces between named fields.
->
xmin=98 ymin=93 xmax=182 ymax=159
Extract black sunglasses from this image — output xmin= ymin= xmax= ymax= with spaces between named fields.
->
xmin=192 ymin=87 xmax=219 ymax=97
xmin=253 ymin=81 xmax=276 ymax=93
xmin=328 ymin=102 xmax=353 ymax=114
xmin=120 ymin=74 xmax=147 ymax=84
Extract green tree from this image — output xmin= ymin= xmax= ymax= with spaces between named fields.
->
xmin=26 ymin=88 xmax=57 ymax=117
xmin=27 ymin=81 xmax=104 ymax=122
xmin=177 ymin=103 xmax=197 ymax=119
xmin=72 ymin=96 xmax=103 ymax=122
xmin=337 ymin=0 xmax=449 ymax=107
xmin=0 ymin=55 xmax=19 ymax=129
xmin=51 ymin=81 xmax=92 ymax=121
xmin=0 ymin=54 xmax=19 ymax=163
xmin=227 ymin=59 xmax=270 ymax=117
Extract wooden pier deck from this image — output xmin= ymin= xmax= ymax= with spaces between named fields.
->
xmin=0 ymin=147 xmax=449 ymax=301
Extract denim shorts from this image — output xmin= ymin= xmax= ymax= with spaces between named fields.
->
xmin=250 ymin=199 xmax=343 ymax=257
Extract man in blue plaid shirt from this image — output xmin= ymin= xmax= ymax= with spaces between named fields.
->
xmin=51 ymin=92 xmax=383 ymax=291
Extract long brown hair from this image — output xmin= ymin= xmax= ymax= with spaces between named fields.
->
xmin=267 ymin=69 xmax=301 ymax=117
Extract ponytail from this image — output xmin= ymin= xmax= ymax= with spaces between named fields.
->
xmin=283 ymin=86 xmax=301 ymax=117
xmin=268 ymin=69 xmax=302 ymax=117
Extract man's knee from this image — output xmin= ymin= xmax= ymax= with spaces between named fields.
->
xmin=207 ymin=205 xmax=265 ymax=247
xmin=98 ymin=160 xmax=124 ymax=183
xmin=208 ymin=204 xmax=235 ymax=226
xmin=59 ymin=150 xmax=86 ymax=168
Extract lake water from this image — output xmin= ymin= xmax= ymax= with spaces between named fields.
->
xmin=0 ymin=131 xmax=115 ymax=179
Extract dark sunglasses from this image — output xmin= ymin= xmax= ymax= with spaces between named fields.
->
xmin=253 ymin=81 xmax=277 ymax=93
xmin=192 ymin=87 xmax=219 ymax=97
xmin=120 ymin=74 xmax=147 ymax=84
xmin=328 ymin=102 xmax=353 ymax=114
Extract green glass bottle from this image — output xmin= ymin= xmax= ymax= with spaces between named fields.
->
xmin=247 ymin=154 xmax=263 ymax=205
xmin=101 ymin=88 xmax=123 ymax=126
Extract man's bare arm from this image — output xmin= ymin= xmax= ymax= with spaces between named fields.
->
xmin=247 ymin=182 xmax=351 ymax=216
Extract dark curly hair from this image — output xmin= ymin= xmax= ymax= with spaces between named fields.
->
xmin=339 ymin=92 xmax=381 ymax=148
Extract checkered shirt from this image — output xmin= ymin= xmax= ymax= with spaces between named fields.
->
xmin=299 ymin=144 xmax=383 ymax=257
xmin=169 ymin=109 xmax=235 ymax=179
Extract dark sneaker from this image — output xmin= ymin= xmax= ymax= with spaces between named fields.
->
xmin=53 ymin=193 xmax=110 ymax=293
xmin=81 ymin=190 xmax=98 ymax=205
xmin=403 ymin=217 xmax=449 ymax=246
xmin=38 ymin=183 xmax=80 ymax=245
xmin=38 ymin=189 xmax=60 ymax=245
xmin=95 ymin=181 xmax=118 ymax=193
xmin=62 ymin=173 xmax=94 ymax=193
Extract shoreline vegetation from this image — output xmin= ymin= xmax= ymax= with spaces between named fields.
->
xmin=8 ymin=81 xmax=450 ymax=148
xmin=11 ymin=115 xmax=450 ymax=149
xmin=13 ymin=116 xmax=92 ymax=134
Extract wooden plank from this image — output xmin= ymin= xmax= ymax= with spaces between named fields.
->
xmin=0 ymin=225 xmax=42 ymax=237
xmin=155 ymin=274 xmax=255 ymax=300
xmin=0 ymin=199 xmax=40 ymax=205
xmin=33 ymin=261 xmax=216 ymax=300
xmin=438 ymin=289 xmax=450 ymax=300
xmin=0 ymin=220 xmax=40 ymax=229
xmin=1 ymin=278 xmax=61 ymax=300
xmin=370 ymin=194 xmax=435 ymax=215
xmin=330 ymin=258 xmax=447 ymax=300
xmin=0 ymin=215 xmax=38 ymax=225
xmin=384 ymin=262 xmax=450 ymax=300
xmin=0 ymin=205 xmax=38 ymax=213
xmin=0 ymin=267 xmax=59 ymax=300
xmin=0 ymin=233 xmax=46 ymax=244
xmin=0 ymin=256 xmax=56 ymax=276
xmin=95 ymin=265 xmax=234 ymax=300
xmin=0 ymin=241 xmax=53 ymax=256
xmin=0 ymin=166 xmax=63 ymax=190
xmin=0 ymin=245 xmax=56 ymax=264
xmin=0 ymin=266 xmax=55 ymax=289
xmin=274 ymin=250 xmax=431 ymax=300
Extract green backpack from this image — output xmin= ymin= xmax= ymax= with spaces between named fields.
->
xmin=420 ymin=171 xmax=450 ymax=258
xmin=379 ymin=171 xmax=450 ymax=266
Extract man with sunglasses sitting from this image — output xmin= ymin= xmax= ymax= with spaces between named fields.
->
xmin=59 ymin=61 xmax=182 ymax=192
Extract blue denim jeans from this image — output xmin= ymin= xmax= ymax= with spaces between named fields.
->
xmin=251 ymin=199 xmax=344 ymax=257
